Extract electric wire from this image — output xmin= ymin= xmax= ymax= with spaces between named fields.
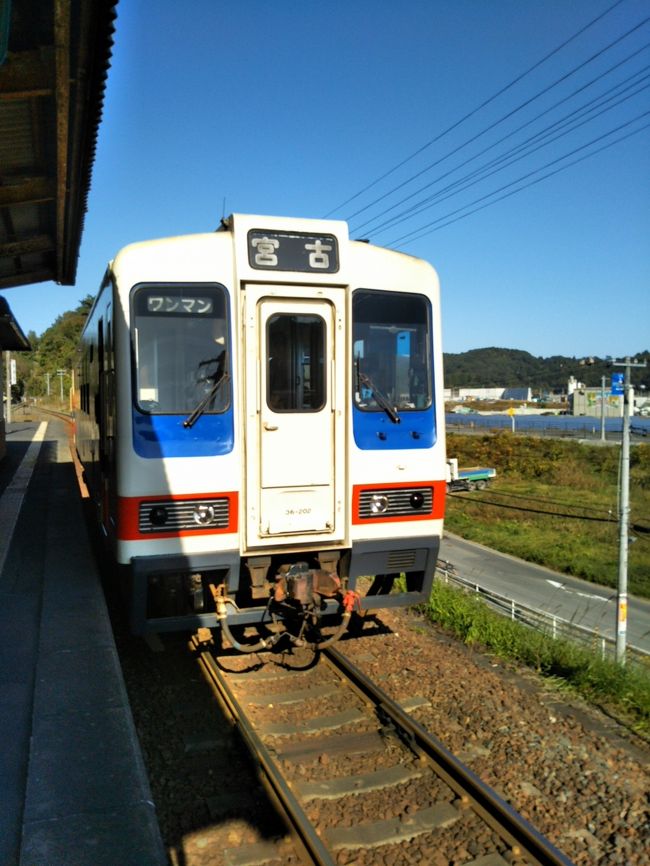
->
xmin=386 ymin=114 xmax=650 ymax=245
xmin=360 ymin=72 xmax=650 ymax=237
xmin=450 ymin=492 xmax=649 ymax=534
xmin=388 ymin=114 xmax=650 ymax=244
xmin=336 ymin=8 xmax=649 ymax=225
xmin=478 ymin=487 xmax=617 ymax=516
xmin=323 ymin=0 xmax=629 ymax=218
xmin=353 ymin=59 xmax=650 ymax=236
xmin=450 ymin=491 xmax=619 ymax=523
xmin=352 ymin=59 xmax=650 ymax=232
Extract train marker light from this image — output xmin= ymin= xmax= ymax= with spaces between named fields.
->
xmin=149 ymin=506 xmax=168 ymax=527
xmin=370 ymin=494 xmax=389 ymax=514
xmin=193 ymin=504 xmax=216 ymax=526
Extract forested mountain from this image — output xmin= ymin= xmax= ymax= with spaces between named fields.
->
xmin=443 ymin=347 xmax=650 ymax=391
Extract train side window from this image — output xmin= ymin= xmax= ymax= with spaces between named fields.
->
xmin=266 ymin=313 xmax=325 ymax=412
xmin=131 ymin=283 xmax=230 ymax=415
xmin=352 ymin=290 xmax=432 ymax=412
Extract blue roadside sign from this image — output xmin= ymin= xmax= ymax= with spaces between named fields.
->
xmin=611 ymin=373 xmax=624 ymax=395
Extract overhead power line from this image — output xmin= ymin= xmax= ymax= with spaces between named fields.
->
xmin=352 ymin=55 xmax=650 ymax=236
xmin=360 ymin=70 xmax=650 ymax=237
xmin=452 ymin=491 xmax=650 ymax=534
xmin=346 ymin=14 xmax=650 ymax=230
xmin=324 ymin=0 xmax=630 ymax=218
xmin=450 ymin=491 xmax=618 ymax=522
xmin=479 ymin=487 xmax=617 ymax=517
xmin=385 ymin=113 xmax=650 ymax=246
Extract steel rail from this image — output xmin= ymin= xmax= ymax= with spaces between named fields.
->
xmin=20 ymin=404 xmax=73 ymax=424
xmin=324 ymin=645 xmax=575 ymax=866
xmin=191 ymin=636 xmax=337 ymax=866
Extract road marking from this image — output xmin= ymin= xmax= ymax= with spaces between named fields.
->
xmin=546 ymin=578 xmax=609 ymax=603
xmin=575 ymin=590 xmax=611 ymax=602
xmin=0 ymin=422 xmax=47 ymax=576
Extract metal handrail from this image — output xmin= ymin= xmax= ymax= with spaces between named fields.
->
xmin=434 ymin=563 xmax=649 ymax=665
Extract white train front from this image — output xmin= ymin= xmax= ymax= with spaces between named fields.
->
xmin=75 ymin=214 xmax=447 ymax=649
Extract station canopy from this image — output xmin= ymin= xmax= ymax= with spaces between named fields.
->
xmin=0 ymin=0 xmax=117 ymax=292
xmin=0 ymin=295 xmax=30 ymax=350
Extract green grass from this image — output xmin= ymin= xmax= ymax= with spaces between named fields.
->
xmin=425 ymin=580 xmax=650 ymax=737
xmin=445 ymin=433 xmax=650 ymax=597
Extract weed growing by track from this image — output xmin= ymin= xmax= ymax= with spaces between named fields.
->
xmin=425 ymin=581 xmax=650 ymax=738
xmin=445 ymin=433 xmax=650 ymax=597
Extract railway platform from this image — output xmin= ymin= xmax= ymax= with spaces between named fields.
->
xmin=0 ymin=417 xmax=167 ymax=866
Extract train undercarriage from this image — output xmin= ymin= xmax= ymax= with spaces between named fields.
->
xmin=129 ymin=540 xmax=439 ymax=651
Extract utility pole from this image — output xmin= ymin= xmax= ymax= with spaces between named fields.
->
xmin=4 ymin=351 xmax=11 ymax=423
xmin=600 ymin=375 xmax=606 ymax=442
xmin=613 ymin=356 xmax=647 ymax=665
xmin=57 ymin=369 xmax=65 ymax=403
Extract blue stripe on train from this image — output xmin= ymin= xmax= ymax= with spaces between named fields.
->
xmin=352 ymin=404 xmax=436 ymax=450
xmin=132 ymin=409 xmax=235 ymax=458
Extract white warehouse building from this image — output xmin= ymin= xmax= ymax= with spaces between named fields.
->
xmin=444 ymin=386 xmax=532 ymax=402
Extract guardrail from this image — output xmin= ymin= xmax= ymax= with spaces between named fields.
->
xmin=435 ymin=561 xmax=649 ymax=667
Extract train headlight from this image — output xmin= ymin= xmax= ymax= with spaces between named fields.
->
xmin=370 ymin=494 xmax=389 ymax=514
xmin=149 ymin=505 xmax=168 ymax=527
xmin=193 ymin=504 xmax=215 ymax=526
xmin=410 ymin=491 xmax=425 ymax=509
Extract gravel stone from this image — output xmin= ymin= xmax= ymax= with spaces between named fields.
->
xmin=112 ymin=601 xmax=649 ymax=866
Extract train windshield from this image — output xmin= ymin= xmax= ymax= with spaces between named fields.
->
xmin=132 ymin=284 xmax=230 ymax=415
xmin=352 ymin=290 xmax=432 ymax=412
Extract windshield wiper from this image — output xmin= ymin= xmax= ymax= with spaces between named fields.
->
xmin=356 ymin=358 xmax=400 ymax=424
xmin=183 ymin=350 xmax=229 ymax=428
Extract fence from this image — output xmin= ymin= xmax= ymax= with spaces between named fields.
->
xmin=445 ymin=413 xmax=650 ymax=441
xmin=435 ymin=561 xmax=649 ymax=667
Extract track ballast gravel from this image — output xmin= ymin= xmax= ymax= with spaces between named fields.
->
xmin=113 ymin=605 xmax=649 ymax=866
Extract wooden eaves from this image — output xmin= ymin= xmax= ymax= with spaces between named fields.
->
xmin=0 ymin=0 xmax=117 ymax=291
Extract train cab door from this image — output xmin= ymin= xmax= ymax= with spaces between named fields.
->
xmin=244 ymin=286 xmax=346 ymax=546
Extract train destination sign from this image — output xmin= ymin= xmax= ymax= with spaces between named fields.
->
xmin=146 ymin=295 xmax=215 ymax=315
xmin=248 ymin=230 xmax=339 ymax=273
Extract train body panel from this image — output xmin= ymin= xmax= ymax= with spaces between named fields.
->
xmin=75 ymin=214 xmax=446 ymax=646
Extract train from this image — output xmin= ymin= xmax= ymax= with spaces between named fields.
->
xmin=75 ymin=214 xmax=446 ymax=650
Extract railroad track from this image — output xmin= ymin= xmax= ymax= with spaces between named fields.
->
xmin=15 ymin=405 xmax=90 ymax=497
xmin=20 ymin=404 xmax=72 ymax=422
xmin=192 ymin=633 xmax=574 ymax=866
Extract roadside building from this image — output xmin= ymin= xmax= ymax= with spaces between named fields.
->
xmin=569 ymin=385 xmax=623 ymax=418
xmin=444 ymin=386 xmax=532 ymax=401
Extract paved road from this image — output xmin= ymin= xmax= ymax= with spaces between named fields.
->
xmin=439 ymin=533 xmax=650 ymax=654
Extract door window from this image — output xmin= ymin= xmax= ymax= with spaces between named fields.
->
xmin=266 ymin=313 xmax=325 ymax=412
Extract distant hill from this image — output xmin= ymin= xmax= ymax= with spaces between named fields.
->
xmin=443 ymin=347 xmax=650 ymax=392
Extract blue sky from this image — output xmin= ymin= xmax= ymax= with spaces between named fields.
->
xmin=2 ymin=0 xmax=649 ymax=357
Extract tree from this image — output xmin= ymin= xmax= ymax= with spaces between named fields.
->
xmin=21 ymin=296 xmax=94 ymax=400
